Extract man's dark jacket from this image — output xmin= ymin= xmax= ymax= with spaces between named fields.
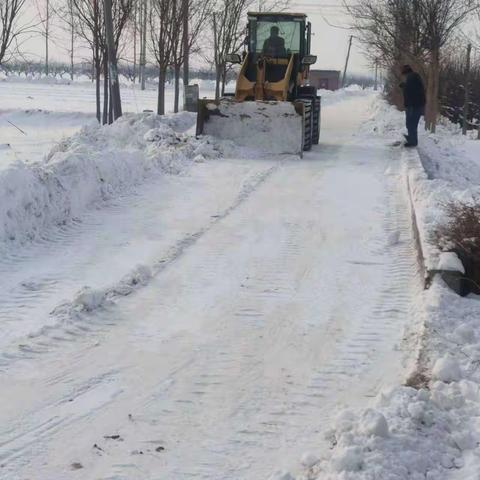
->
xmin=402 ymin=72 xmax=426 ymax=108
xmin=262 ymin=36 xmax=286 ymax=56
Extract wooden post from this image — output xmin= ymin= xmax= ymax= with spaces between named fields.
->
xmin=104 ymin=0 xmax=122 ymax=120
xmin=462 ymin=43 xmax=472 ymax=136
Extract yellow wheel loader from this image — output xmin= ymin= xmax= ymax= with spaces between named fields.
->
xmin=196 ymin=12 xmax=321 ymax=155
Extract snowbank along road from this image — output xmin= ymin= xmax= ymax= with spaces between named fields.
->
xmin=0 ymin=90 xmax=420 ymax=479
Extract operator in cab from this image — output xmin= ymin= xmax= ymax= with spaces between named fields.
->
xmin=262 ymin=26 xmax=287 ymax=57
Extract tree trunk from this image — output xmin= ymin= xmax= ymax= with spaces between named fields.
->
xmin=213 ymin=12 xmax=220 ymax=101
xmin=425 ymin=48 xmax=440 ymax=133
xmin=103 ymin=55 xmax=109 ymax=125
xmin=95 ymin=55 xmax=101 ymax=123
xmin=70 ymin=2 xmax=74 ymax=81
xmin=109 ymin=81 xmax=113 ymax=124
xmin=95 ymin=68 xmax=101 ymax=122
xmin=215 ymin=65 xmax=221 ymax=101
xmin=462 ymin=44 xmax=472 ymax=136
xmin=221 ymin=65 xmax=227 ymax=96
xmin=182 ymin=0 xmax=189 ymax=88
xmin=157 ymin=68 xmax=166 ymax=115
xmin=45 ymin=0 xmax=49 ymax=76
xmin=133 ymin=0 xmax=137 ymax=83
xmin=104 ymin=0 xmax=122 ymax=120
xmin=174 ymin=63 xmax=181 ymax=113
xmin=140 ymin=0 xmax=147 ymax=91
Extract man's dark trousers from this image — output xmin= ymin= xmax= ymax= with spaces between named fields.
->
xmin=405 ymin=106 xmax=423 ymax=146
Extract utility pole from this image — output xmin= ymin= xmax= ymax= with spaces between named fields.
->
xmin=342 ymin=35 xmax=353 ymax=88
xmin=104 ymin=0 xmax=122 ymax=120
xmin=462 ymin=43 xmax=472 ymax=136
xmin=374 ymin=59 xmax=378 ymax=91
xmin=182 ymin=0 xmax=189 ymax=88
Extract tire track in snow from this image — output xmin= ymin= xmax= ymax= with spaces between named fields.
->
xmin=294 ymin=160 xmax=421 ymax=411
xmin=146 ymin=147 xmax=421 ymax=480
xmin=0 ymin=164 xmax=279 ymax=370
xmin=0 ymin=95 xmax=422 ymax=480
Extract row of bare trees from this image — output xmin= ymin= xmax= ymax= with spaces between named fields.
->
xmin=346 ymin=0 xmax=480 ymax=133
xmin=2 ymin=0 xmax=290 ymax=120
xmin=1 ymin=0 xmax=257 ymax=118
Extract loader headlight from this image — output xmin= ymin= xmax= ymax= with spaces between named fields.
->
xmin=302 ymin=55 xmax=317 ymax=65
xmin=225 ymin=53 xmax=243 ymax=64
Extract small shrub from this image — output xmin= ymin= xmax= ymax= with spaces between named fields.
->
xmin=433 ymin=201 xmax=480 ymax=293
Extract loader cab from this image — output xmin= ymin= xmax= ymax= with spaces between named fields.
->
xmin=247 ymin=13 xmax=307 ymax=58
xmin=244 ymin=13 xmax=316 ymax=99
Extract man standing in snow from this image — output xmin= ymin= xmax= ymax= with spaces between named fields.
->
xmin=400 ymin=65 xmax=426 ymax=147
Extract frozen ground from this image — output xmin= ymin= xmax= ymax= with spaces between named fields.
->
xmin=0 ymin=85 xmax=423 ymax=479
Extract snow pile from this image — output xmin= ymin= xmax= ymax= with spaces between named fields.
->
xmin=202 ymin=100 xmax=304 ymax=155
xmin=437 ymin=252 xmax=465 ymax=273
xmin=54 ymin=264 xmax=153 ymax=317
xmin=296 ymin=281 xmax=480 ymax=480
xmin=0 ymin=112 xmax=232 ymax=244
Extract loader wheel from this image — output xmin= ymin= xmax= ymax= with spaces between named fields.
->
xmin=302 ymin=100 xmax=313 ymax=152
xmin=298 ymin=86 xmax=317 ymax=97
xmin=312 ymin=97 xmax=321 ymax=145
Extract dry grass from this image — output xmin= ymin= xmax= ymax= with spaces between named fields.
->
xmin=433 ymin=201 xmax=480 ymax=293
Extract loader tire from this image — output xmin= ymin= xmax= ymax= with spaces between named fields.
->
xmin=312 ymin=97 xmax=321 ymax=145
xmin=302 ymin=100 xmax=313 ymax=152
xmin=298 ymin=86 xmax=317 ymax=97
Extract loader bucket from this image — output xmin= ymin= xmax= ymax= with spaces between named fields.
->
xmin=197 ymin=98 xmax=304 ymax=155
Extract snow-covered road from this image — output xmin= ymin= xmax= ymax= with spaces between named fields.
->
xmin=0 ymin=93 xmax=420 ymax=479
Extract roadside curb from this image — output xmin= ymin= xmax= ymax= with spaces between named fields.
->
xmin=403 ymin=148 xmax=433 ymax=289
xmin=403 ymin=147 xmax=469 ymax=295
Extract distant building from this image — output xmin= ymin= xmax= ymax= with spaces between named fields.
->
xmin=309 ymin=70 xmax=341 ymax=91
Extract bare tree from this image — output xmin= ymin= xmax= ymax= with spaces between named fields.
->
xmin=149 ymin=0 xmax=176 ymax=114
xmin=417 ymin=0 xmax=477 ymax=131
xmin=210 ymin=0 xmax=254 ymax=100
xmin=346 ymin=0 xmax=478 ymax=132
xmin=72 ymin=0 xmax=133 ymax=123
xmin=170 ymin=0 xmax=213 ymax=111
xmin=52 ymin=0 xmax=77 ymax=80
xmin=34 ymin=0 xmax=50 ymax=75
xmin=139 ymin=0 xmax=147 ymax=89
xmin=0 ymin=0 xmax=27 ymax=66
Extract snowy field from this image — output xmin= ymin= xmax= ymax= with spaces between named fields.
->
xmin=0 ymin=80 xmax=214 ymax=168
xmin=1 ymin=80 xmax=480 ymax=480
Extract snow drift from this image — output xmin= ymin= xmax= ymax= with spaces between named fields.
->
xmin=0 ymin=112 xmax=232 ymax=244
